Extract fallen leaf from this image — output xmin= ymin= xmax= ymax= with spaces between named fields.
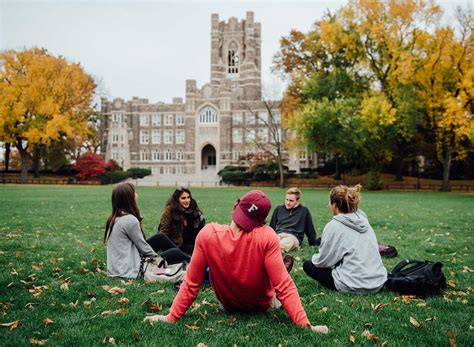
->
xmin=107 ymin=287 xmax=125 ymax=295
xmin=101 ymin=285 xmax=110 ymax=291
xmin=91 ymin=258 xmax=98 ymax=265
xmin=87 ymin=291 xmax=96 ymax=297
xmin=118 ymin=297 xmax=129 ymax=305
xmin=311 ymin=325 xmax=329 ymax=334
xmin=102 ymin=336 xmax=116 ymax=345
xmin=185 ymin=324 xmax=200 ymax=330
xmin=15 ymin=251 xmax=22 ymax=257
xmin=370 ymin=303 xmax=388 ymax=313
xmin=416 ymin=303 xmax=427 ymax=307
xmin=1 ymin=320 xmax=19 ymax=330
xmin=43 ymin=318 xmax=54 ymax=326
xmin=197 ymin=343 xmax=208 ymax=347
xmin=402 ymin=295 xmax=417 ymax=304
xmin=83 ymin=301 xmax=92 ymax=306
xmin=115 ymin=308 xmax=127 ymax=314
xmin=204 ymin=328 xmax=215 ymax=332
xmin=409 ymin=316 xmax=421 ymax=328
xmin=80 ymin=268 xmax=89 ymax=274
xmin=69 ymin=300 xmax=79 ymax=308
xmin=144 ymin=299 xmax=162 ymax=312
xmin=463 ymin=266 xmax=474 ymax=273
xmin=30 ymin=338 xmax=47 ymax=345
xmin=101 ymin=310 xmax=113 ymax=316
xmin=349 ymin=335 xmax=355 ymax=343
xmin=447 ymin=280 xmax=456 ymax=288
xmin=319 ymin=307 xmax=328 ymax=314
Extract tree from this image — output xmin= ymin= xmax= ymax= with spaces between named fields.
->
xmin=73 ymin=152 xmax=106 ymax=181
xmin=415 ymin=16 xmax=473 ymax=190
xmin=0 ymin=48 xmax=96 ymax=183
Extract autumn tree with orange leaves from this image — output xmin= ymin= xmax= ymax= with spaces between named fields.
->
xmin=0 ymin=48 xmax=96 ymax=183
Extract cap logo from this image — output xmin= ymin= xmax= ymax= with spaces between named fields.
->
xmin=247 ymin=204 xmax=258 ymax=213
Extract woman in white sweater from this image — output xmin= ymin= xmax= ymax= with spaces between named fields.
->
xmin=303 ymin=184 xmax=387 ymax=294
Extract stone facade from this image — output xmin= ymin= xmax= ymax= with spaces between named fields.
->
xmin=100 ymin=12 xmax=317 ymax=177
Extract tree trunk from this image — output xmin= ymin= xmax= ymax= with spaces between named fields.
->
xmin=4 ymin=143 xmax=11 ymax=171
xmin=334 ymin=154 xmax=341 ymax=180
xmin=17 ymin=145 xmax=30 ymax=184
xmin=33 ymin=145 xmax=41 ymax=178
xmin=277 ymin=151 xmax=285 ymax=188
xmin=441 ymin=146 xmax=452 ymax=191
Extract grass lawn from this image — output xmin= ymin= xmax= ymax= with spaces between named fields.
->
xmin=0 ymin=185 xmax=473 ymax=346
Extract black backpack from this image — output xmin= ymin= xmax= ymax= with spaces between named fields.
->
xmin=386 ymin=259 xmax=447 ymax=297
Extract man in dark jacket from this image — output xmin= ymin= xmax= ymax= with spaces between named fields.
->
xmin=270 ymin=188 xmax=317 ymax=252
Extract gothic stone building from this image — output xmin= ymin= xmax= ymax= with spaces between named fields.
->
xmin=100 ymin=12 xmax=315 ymax=178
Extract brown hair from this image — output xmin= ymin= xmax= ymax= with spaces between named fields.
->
xmin=329 ymin=184 xmax=362 ymax=213
xmin=286 ymin=187 xmax=301 ymax=199
xmin=104 ymin=182 xmax=145 ymax=242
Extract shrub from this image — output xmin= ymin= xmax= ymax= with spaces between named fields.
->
xmin=105 ymin=159 xmax=122 ymax=172
xmin=218 ymin=166 xmax=246 ymax=174
xmin=365 ymin=171 xmax=384 ymax=190
xmin=73 ymin=153 xmax=106 ymax=181
xmin=101 ymin=171 xmax=130 ymax=184
xmin=127 ymin=168 xmax=152 ymax=179
xmin=219 ymin=170 xmax=253 ymax=185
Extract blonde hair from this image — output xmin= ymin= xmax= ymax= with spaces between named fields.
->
xmin=329 ymin=184 xmax=362 ymax=213
xmin=286 ymin=187 xmax=301 ymax=199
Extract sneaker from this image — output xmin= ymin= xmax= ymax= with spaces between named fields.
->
xmin=283 ymin=254 xmax=294 ymax=273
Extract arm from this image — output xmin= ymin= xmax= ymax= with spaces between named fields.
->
xmin=264 ymin=234 xmax=310 ymax=327
xmin=158 ymin=207 xmax=172 ymax=236
xmin=269 ymin=207 xmax=278 ymax=230
xmin=311 ymin=223 xmax=345 ymax=268
xmin=165 ymin=228 xmax=208 ymax=322
xmin=125 ymin=218 xmax=156 ymax=257
xmin=304 ymin=209 xmax=317 ymax=246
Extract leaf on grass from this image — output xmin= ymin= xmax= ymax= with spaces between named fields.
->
xmin=83 ymin=301 xmax=92 ymax=306
xmin=115 ymin=308 xmax=127 ymax=314
xmin=204 ymin=328 xmax=215 ymax=333
xmin=197 ymin=343 xmax=208 ymax=347
xmin=43 ymin=318 xmax=54 ymax=326
xmin=184 ymin=324 xmax=199 ymax=330
xmin=462 ymin=266 xmax=474 ymax=273
xmin=1 ymin=320 xmax=19 ymax=330
xmin=30 ymin=338 xmax=47 ymax=345
xmin=7 ymin=282 xmax=14 ymax=287
xmin=416 ymin=302 xmax=427 ymax=307
xmin=312 ymin=325 xmax=329 ymax=334
xmin=107 ymin=287 xmax=125 ymax=295
xmin=29 ymin=285 xmax=49 ymax=297
xmin=50 ymin=257 xmax=63 ymax=263
xmin=447 ymin=280 xmax=456 ymax=288
xmin=118 ymin=297 xmax=129 ymax=305
xmin=448 ymin=330 xmax=457 ymax=347
xmin=101 ymin=310 xmax=113 ymax=316
xmin=80 ymin=268 xmax=89 ymax=274
xmin=362 ymin=330 xmax=379 ymax=343
xmin=15 ymin=251 xmax=22 ymax=257
xmin=25 ymin=303 xmax=35 ymax=309
xmin=319 ymin=307 xmax=328 ymax=314
xmin=349 ymin=335 xmax=355 ymax=344
xmin=87 ymin=291 xmax=96 ymax=297
xmin=102 ymin=336 xmax=116 ymax=345
xmin=409 ymin=316 xmax=421 ymax=328
xmin=69 ymin=300 xmax=79 ymax=308
xmin=402 ymin=295 xmax=417 ymax=304
xmin=144 ymin=299 xmax=162 ymax=312
xmin=271 ymin=312 xmax=280 ymax=322
xmin=60 ymin=280 xmax=69 ymax=291
xmin=370 ymin=303 xmax=388 ymax=313
xmin=101 ymin=285 xmax=110 ymax=291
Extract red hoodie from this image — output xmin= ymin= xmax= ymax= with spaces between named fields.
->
xmin=166 ymin=223 xmax=310 ymax=327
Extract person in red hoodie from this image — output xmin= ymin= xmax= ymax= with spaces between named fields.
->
xmin=144 ymin=190 xmax=328 ymax=333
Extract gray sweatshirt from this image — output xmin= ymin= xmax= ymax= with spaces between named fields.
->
xmin=106 ymin=214 xmax=156 ymax=279
xmin=311 ymin=210 xmax=387 ymax=294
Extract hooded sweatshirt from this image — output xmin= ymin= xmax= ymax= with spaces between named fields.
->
xmin=311 ymin=210 xmax=387 ymax=294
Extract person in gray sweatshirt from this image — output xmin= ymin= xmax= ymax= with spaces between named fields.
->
xmin=303 ymin=184 xmax=387 ymax=294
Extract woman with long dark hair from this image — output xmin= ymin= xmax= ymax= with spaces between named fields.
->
xmin=105 ymin=182 xmax=156 ymax=278
xmin=147 ymin=187 xmax=205 ymax=256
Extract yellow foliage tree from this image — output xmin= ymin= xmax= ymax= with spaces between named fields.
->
xmin=0 ymin=48 xmax=96 ymax=183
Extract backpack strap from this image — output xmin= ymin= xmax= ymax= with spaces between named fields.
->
xmin=392 ymin=259 xmax=426 ymax=273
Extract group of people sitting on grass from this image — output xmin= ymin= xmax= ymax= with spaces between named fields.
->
xmin=104 ymin=182 xmax=387 ymax=333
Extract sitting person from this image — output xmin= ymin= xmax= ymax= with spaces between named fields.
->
xmin=303 ymin=184 xmax=387 ymax=294
xmin=148 ymin=187 xmax=205 ymax=256
xmin=144 ymin=190 xmax=328 ymax=333
xmin=269 ymin=187 xmax=318 ymax=252
xmin=105 ymin=182 xmax=157 ymax=278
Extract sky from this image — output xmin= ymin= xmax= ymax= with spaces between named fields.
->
xmin=0 ymin=0 xmax=471 ymax=105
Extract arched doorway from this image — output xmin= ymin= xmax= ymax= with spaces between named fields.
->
xmin=201 ymin=144 xmax=216 ymax=171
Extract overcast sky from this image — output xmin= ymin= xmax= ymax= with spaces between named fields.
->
xmin=1 ymin=0 xmax=470 ymax=105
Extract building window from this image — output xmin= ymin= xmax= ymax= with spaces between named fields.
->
xmin=232 ymin=129 xmax=242 ymax=144
xmin=176 ymin=166 xmax=184 ymax=174
xmin=246 ymin=129 xmax=256 ymax=143
xmin=232 ymin=112 xmax=242 ymax=125
xmin=152 ymin=114 xmax=161 ymax=126
xmin=227 ymin=41 xmax=239 ymax=75
xmin=273 ymin=111 xmax=281 ymax=124
xmin=199 ymin=106 xmax=218 ymax=124
xmin=257 ymin=128 xmax=268 ymax=142
xmin=112 ymin=151 xmax=119 ymax=160
xmin=112 ymin=113 xmax=123 ymax=122
xmin=140 ymin=114 xmax=149 ymax=127
xmin=152 ymin=149 xmax=160 ymax=161
xmin=165 ymin=149 xmax=172 ymax=161
xmin=152 ymin=130 xmax=161 ymax=144
xmin=165 ymin=114 xmax=173 ymax=126
xmin=164 ymin=129 xmax=173 ymax=144
xmin=232 ymin=151 xmax=241 ymax=161
xmin=176 ymin=129 xmax=185 ymax=144
xmin=140 ymin=130 xmax=149 ymax=144
xmin=111 ymin=130 xmax=119 ymax=143
xmin=140 ymin=150 xmax=148 ymax=161
xmin=176 ymin=114 xmax=185 ymax=125
xmin=246 ymin=112 xmax=255 ymax=125
xmin=258 ymin=111 xmax=268 ymax=125
xmin=299 ymin=151 xmax=307 ymax=161
xmin=164 ymin=166 xmax=173 ymax=174
xmin=176 ymin=149 xmax=184 ymax=161
xmin=152 ymin=166 xmax=160 ymax=174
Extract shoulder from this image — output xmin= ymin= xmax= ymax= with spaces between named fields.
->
xmin=299 ymin=205 xmax=311 ymax=214
xmin=323 ymin=219 xmax=342 ymax=235
xmin=254 ymin=225 xmax=278 ymax=242
xmin=273 ymin=205 xmax=284 ymax=213
xmin=117 ymin=214 xmax=139 ymax=228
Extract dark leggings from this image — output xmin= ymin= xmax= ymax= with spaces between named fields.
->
xmin=147 ymin=233 xmax=190 ymax=264
xmin=303 ymin=260 xmax=337 ymax=291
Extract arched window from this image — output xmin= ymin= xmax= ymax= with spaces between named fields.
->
xmin=199 ymin=106 xmax=218 ymax=124
xmin=227 ymin=41 xmax=239 ymax=75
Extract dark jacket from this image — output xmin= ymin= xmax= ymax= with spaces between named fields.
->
xmin=158 ymin=205 xmax=205 ymax=254
xmin=269 ymin=204 xmax=317 ymax=246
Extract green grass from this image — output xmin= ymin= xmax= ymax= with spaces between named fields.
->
xmin=0 ymin=185 xmax=473 ymax=346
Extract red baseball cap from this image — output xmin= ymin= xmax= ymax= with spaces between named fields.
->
xmin=232 ymin=190 xmax=271 ymax=232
